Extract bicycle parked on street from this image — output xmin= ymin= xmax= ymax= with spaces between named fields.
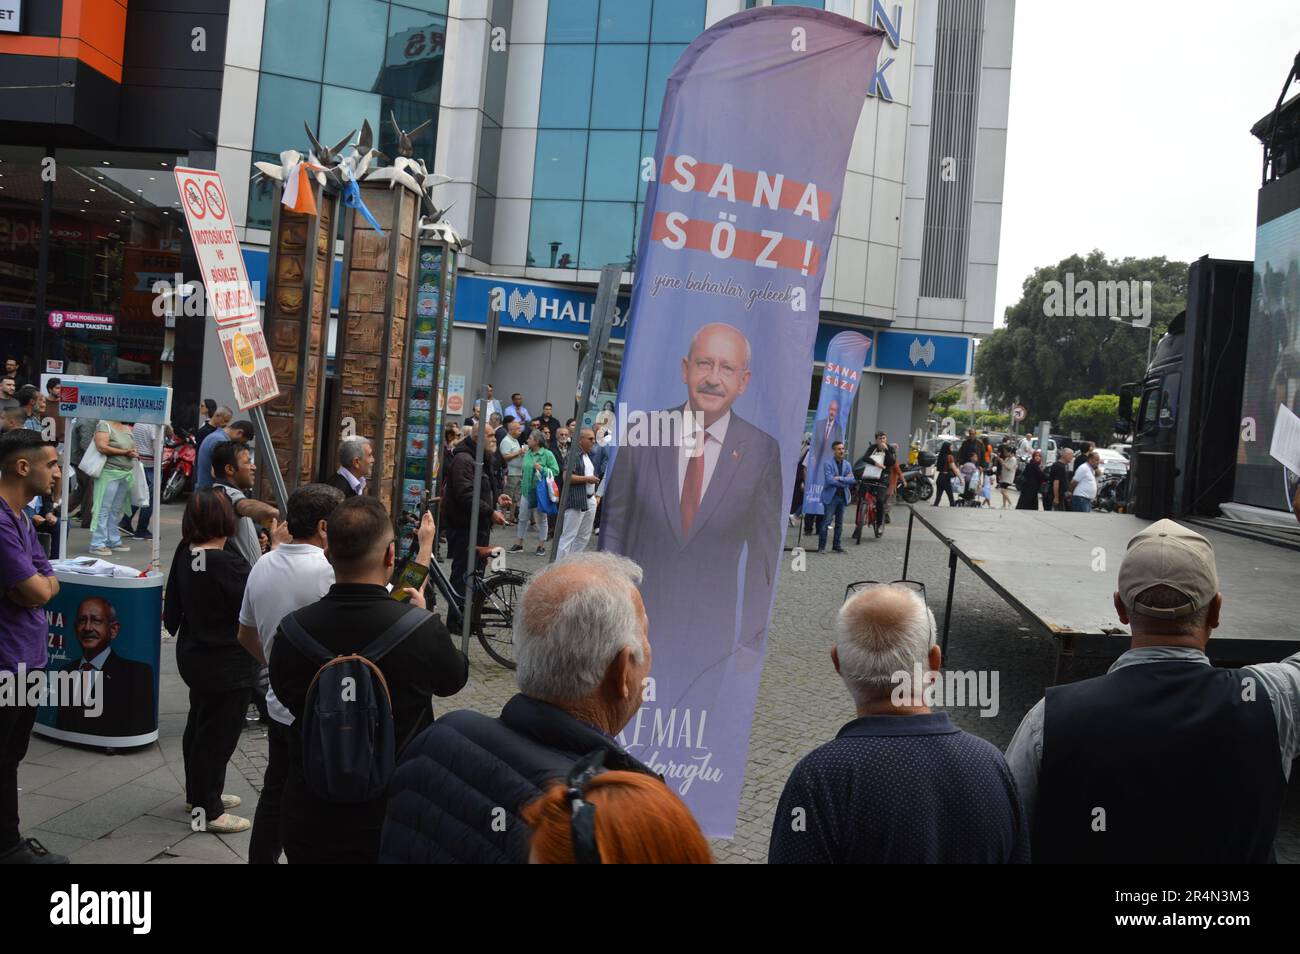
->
xmin=396 ymin=498 xmax=528 ymax=669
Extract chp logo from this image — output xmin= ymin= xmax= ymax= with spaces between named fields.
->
xmin=58 ymin=385 xmax=79 ymax=415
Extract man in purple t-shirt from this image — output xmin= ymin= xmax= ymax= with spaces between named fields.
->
xmin=0 ymin=429 xmax=69 ymax=864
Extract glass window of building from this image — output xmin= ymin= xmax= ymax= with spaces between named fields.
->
xmin=651 ymin=0 xmax=707 ymax=42
xmin=591 ymin=45 xmax=649 ymax=130
xmin=528 ymin=201 xmax=582 ymax=270
xmin=249 ymin=0 xmax=445 ymax=230
xmin=323 ymin=0 xmax=390 ymax=91
xmin=261 ymin=0 xmax=328 ymax=81
xmin=598 ymin=0 xmax=653 ymax=42
xmin=537 ymin=45 xmax=596 ymax=128
xmin=534 ymin=131 xmax=589 ymax=200
xmin=529 ymin=0 xmax=705 ymax=270
xmin=584 ymin=131 xmax=641 ymax=202
xmin=547 ymin=0 xmax=600 ymax=43
xmin=253 ymin=74 xmax=323 ymax=155
xmin=0 ymin=149 xmax=196 ymax=385
xmin=579 ymin=201 xmax=636 ymax=270
xmin=320 ymin=86 xmax=383 ymax=149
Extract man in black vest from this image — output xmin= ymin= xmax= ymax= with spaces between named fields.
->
xmin=1006 ymin=519 xmax=1300 ymax=863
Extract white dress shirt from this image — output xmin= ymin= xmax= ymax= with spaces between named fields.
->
xmin=677 ymin=411 xmax=730 ymax=502
xmin=337 ymin=466 xmax=367 ymax=496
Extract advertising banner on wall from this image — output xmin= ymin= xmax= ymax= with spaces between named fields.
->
xmin=803 ymin=330 xmax=873 ymax=516
xmin=598 ymin=8 xmax=883 ymax=836
xmin=173 ymin=167 xmax=280 ymax=410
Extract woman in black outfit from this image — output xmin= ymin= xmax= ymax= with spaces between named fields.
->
xmin=1015 ymin=450 xmax=1046 ymax=510
xmin=163 ymin=489 xmax=256 ymax=835
xmin=932 ymin=442 xmax=961 ymax=506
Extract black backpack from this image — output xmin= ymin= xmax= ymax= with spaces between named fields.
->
xmin=279 ymin=606 xmax=427 ymax=803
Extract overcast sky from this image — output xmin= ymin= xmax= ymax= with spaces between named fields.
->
xmin=995 ymin=0 xmax=1300 ymax=325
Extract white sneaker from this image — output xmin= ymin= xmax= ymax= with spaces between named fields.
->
xmin=185 ymin=794 xmax=242 ymax=812
xmin=111 ymin=544 xmax=130 ymax=552
xmin=204 ymin=813 xmax=251 ymax=834
xmin=89 ymin=547 xmax=113 ymax=556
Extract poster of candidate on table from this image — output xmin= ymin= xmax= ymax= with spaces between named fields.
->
xmin=598 ymin=7 xmax=884 ymax=836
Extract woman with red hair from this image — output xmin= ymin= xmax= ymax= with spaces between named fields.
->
xmin=522 ymin=756 xmax=713 ymax=864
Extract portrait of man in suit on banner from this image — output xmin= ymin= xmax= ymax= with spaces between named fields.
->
xmin=600 ymin=321 xmax=783 ymax=694
xmin=57 ymin=595 xmax=156 ymax=740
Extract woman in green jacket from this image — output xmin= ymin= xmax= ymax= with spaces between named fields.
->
xmin=511 ymin=431 xmax=558 ymax=555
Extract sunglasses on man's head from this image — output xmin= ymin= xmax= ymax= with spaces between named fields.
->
xmin=842 ymin=580 xmax=935 ymax=650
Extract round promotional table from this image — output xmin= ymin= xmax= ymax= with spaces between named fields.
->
xmin=32 ymin=569 xmax=163 ymax=749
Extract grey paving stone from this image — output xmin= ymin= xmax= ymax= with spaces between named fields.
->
xmin=17 ymin=761 xmax=76 ymax=792
xmin=32 ymin=749 xmax=166 ymax=802
xmin=16 ymin=792 xmax=81 ymax=829
xmin=163 ymin=831 xmax=243 ymax=863
xmin=23 ymin=828 xmax=91 ymax=858
xmin=39 ymin=783 xmax=177 ymax=840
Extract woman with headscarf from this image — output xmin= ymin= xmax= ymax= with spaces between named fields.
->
xmin=932 ymin=441 xmax=961 ymax=507
xmin=1015 ymin=449 xmax=1046 ymax=510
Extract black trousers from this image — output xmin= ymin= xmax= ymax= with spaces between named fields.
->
xmin=0 ymin=703 xmax=37 ymax=851
xmin=933 ymin=477 xmax=957 ymax=506
xmin=70 ymin=469 xmax=95 ymax=528
xmin=249 ymin=717 xmax=290 ymax=864
xmin=446 ymin=522 xmax=490 ymax=597
xmin=181 ymin=686 xmax=250 ymax=824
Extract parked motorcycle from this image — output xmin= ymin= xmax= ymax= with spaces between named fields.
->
xmin=1094 ymin=473 xmax=1127 ymax=513
xmin=161 ymin=427 xmax=197 ymax=503
xmin=897 ymin=449 xmax=935 ymax=503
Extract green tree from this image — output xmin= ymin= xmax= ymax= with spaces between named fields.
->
xmin=929 ymin=386 xmax=963 ymax=416
xmin=974 ymin=251 xmax=1186 ymax=422
xmin=1058 ymin=394 xmax=1120 ymax=442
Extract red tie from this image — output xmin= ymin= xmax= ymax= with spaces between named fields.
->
xmin=80 ymin=662 xmax=94 ymax=671
xmin=681 ymin=433 xmax=711 ymax=536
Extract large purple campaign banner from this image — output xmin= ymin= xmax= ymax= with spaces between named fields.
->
xmin=599 ymin=7 xmax=883 ymax=836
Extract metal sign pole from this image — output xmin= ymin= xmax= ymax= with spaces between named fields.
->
xmin=550 ymin=265 xmax=620 ymax=562
xmin=461 ymin=307 xmax=500 ymax=655
xmin=250 ymin=405 xmax=289 ymax=514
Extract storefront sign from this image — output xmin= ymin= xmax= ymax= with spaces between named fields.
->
xmin=454 ymin=274 xmax=630 ymax=341
xmin=174 ymin=167 xmax=279 ymax=410
xmin=47 ymin=311 xmax=115 ymax=332
xmin=873 ymin=329 xmax=972 ymax=377
xmin=45 ymin=360 xmax=63 ymax=374
xmin=0 ymin=1 xmax=20 ymax=35
xmin=57 ymin=381 xmax=171 ymax=426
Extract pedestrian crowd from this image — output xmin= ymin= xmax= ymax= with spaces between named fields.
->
xmin=3 ymin=376 xmax=1295 ymax=865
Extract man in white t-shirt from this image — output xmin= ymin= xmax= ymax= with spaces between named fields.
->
xmin=235 ymin=483 xmax=343 ymax=864
xmin=1069 ymin=452 xmax=1100 ymax=513
xmin=556 ymin=428 xmax=600 ymax=558
xmin=499 ymin=419 xmax=525 ymax=523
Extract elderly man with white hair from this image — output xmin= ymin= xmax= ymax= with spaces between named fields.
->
xmin=379 ymin=552 xmax=660 ymax=864
xmin=769 ymin=582 xmax=1029 ymax=864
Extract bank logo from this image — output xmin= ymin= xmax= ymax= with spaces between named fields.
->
xmin=507 ymin=288 xmax=537 ymax=323
xmin=908 ymin=337 xmax=936 ymax=368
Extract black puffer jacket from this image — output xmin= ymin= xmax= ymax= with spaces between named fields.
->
xmin=441 ymin=436 xmax=496 ymax=530
xmin=379 ymin=694 xmax=658 ymax=863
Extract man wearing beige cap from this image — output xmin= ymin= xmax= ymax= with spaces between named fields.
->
xmin=1006 ymin=518 xmax=1300 ymax=863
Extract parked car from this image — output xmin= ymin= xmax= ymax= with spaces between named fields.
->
xmin=1031 ymin=436 xmax=1058 ymax=467
xmin=1095 ymin=447 xmax=1130 ymax=478
xmin=1108 ymin=442 xmax=1132 ymax=459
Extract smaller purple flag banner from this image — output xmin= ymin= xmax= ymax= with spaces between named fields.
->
xmin=804 ymin=330 xmax=872 ymax=516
